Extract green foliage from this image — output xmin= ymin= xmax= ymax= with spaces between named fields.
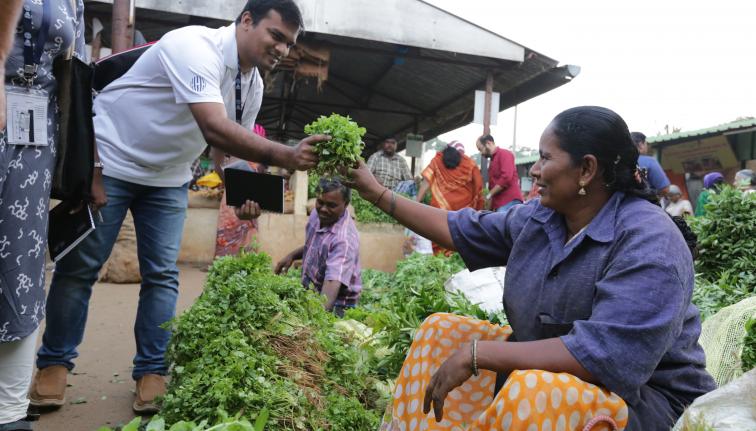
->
xmin=690 ymin=187 xmax=756 ymax=319
xmin=96 ymin=413 xmax=267 ymax=431
xmin=304 ymin=114 xmax=366 ymax=177
xmin=346 ymin=253 xmax=506 ymax=378
xmin=351 ymin=194 xmax=398 ymax=224
xmin=161 ymin=252 xmax=381 ymax=430
xmin=742 ymin=318 xmax=756 ymax=373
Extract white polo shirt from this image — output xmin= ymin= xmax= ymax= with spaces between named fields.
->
xmin=93 ymin=23 xmax=263 ymax=187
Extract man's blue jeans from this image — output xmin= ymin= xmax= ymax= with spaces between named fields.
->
xmin=37 ymin=175 xmax=188 ymax=380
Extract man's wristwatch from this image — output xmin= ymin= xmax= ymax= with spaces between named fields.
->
xmin=94 ymin=161 xmax=104 ymax=169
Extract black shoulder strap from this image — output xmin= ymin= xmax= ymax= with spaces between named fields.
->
xmin=92 ymin=42 xmax=155 ymax=92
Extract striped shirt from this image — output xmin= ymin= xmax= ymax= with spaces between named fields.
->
xmin=366 ymin=151 xmax=412 ymax=190
xmin=301 ymin=209 xmax=362 ymax=307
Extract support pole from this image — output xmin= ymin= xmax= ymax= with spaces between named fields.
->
xmin=483 ymin=72 xmax=494 ymax=135
xmin=111 ymin=0 xmax=135 ymax=53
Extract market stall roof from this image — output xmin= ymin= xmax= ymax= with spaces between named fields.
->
xmin=85 ymin=0 xmax=579 ymax=155
xmin=648 ymin=118 xmax=756 ymax=148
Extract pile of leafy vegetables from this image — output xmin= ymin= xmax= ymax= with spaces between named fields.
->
xmin=160 ymin=253 xmax=382 ymax=429
xmin=347 ymin=253 xmax=507 ymax=379
xmin=690 ymin=186 xmax=756 ymax=319
xmin=151 ymin=251 xmax=503 ymax=428
xmin=97 ymin=413 xmax=268 ymax=431
xmin=304 ymin=114 xmax=365 ymax=177
xmin=351 ymin=193 xmax=398 ymax=224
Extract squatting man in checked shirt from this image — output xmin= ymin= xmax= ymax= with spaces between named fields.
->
xmin=241 ymin=178 xmax=363 ymax=317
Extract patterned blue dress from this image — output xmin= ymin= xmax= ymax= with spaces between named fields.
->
xmin=0 ymin=0 xmax=86 ymax=342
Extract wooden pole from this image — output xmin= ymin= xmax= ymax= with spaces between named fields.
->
xmin=111 ymin=0 xmax=135 ymax=53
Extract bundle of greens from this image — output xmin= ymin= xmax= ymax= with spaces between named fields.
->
xmin=690 ymin=186 xmax=756 ymax=319
xmin=347 ymin=253 xmax=507 ymax=378
xmin=97 ymin=413 xmax=268 ymax=431
xmin=304 ymin=114 xmax=366 ymax=177
xmin=161 ymin=253 xmax=382 ymax=430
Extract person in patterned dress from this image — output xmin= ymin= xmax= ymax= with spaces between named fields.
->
xmin=0 ymin=0 xmax=91 ymax=428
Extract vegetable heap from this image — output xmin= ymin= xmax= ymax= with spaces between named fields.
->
xmin=141 ymin=251 xmax=501 ymax=430
xmin=690 ymin=186 xmax=756 ymax=319
xmin=347 ymin=253 xmax=507 ymax=378
xmin=160 ymin=253 xmax=383 ymax=430
xmin=304 ymin=114 xmax=366 ymax=177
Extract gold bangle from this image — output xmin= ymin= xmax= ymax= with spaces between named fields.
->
xmin=373 ymin=188 xmax=390 ymax=205
xmin=471 ymin=339 xmax=479 ymax=376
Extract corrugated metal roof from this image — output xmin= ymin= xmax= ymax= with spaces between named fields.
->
xmin=515 ymin=154 xmax=540 ymax=166
xmin=648 ymin=118 xmax=756 ymax=146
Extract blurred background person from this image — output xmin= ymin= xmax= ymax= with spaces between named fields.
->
xmin=416 ymin=141 xmax=483 ymax=255
xmin=734 ymin=169 xmax=755 ymax=194
xmin=695 ymin=172 xmax=724 ymax=216
xmin=664 ymin=185 xmax=693 ymax=217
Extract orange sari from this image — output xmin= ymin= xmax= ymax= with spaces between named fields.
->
xmin=422 ymin=153 xmax=483 ymax=255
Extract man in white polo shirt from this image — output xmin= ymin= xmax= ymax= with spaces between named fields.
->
xmin=30 ymin=0 xmax=324 ymax=414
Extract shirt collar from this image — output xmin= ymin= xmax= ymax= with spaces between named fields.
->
xmin=531 ymin=192 xmax=622 ymax=243
xmin=221 ymin=23 xmax=238 ymax=70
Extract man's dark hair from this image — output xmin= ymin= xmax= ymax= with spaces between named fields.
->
xmin=630 ymin=132 xmax=646 ymax=148
xmin=477 ymin=134 xmax=495 ymax=144
xmin=317 ymin=177 xmax=351 ymax=204
xmin=236 ymin=0 xmax=304 ymax=30
xmin=383 ymin=137 xmax=398 ymax=144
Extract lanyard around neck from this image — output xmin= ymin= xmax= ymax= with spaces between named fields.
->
xmin=235 ymin=62 xmax=255 ymax=125
xmin=21 ymin=0 xmax=52 ymax=85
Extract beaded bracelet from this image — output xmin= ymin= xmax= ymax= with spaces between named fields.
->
xmin=471 ymin=339 xmax=479 ymax=376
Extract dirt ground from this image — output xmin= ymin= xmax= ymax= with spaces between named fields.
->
xmin=32 ymin=265 xmax=208 ymax=431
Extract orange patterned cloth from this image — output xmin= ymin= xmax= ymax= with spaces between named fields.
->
xmin=383 ymin=313 xmax=629 ymax=431
xmin=422 ymin=152 xmax=483 ymax=256
xmin=214 ymin=160 xmax=261 ymax=258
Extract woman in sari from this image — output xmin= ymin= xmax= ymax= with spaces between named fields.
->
xmin=417 ymin=141 xmax=483 ymax=255
xmin=346 ymin=106 xmax=715 ymax=430
xmin=213 ymin=124 xmax=266 ymax=257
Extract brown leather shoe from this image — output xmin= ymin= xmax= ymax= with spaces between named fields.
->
xmin=28 ymin=365 xmax=68 ymax=407
xmin=133 ymin=374 xmax=166 ymax=413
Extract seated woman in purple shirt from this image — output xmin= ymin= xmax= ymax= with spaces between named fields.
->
xmin=347 ymin=106 xmax=715 ymax=431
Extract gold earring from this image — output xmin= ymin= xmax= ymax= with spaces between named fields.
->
xmin=578 ymin=181 xmax=587 ymax=196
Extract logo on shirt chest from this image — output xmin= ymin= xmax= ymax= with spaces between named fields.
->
xmin=190 ymin=75 xmax=207 ymax=92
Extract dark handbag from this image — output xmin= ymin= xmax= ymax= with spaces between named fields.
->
xmin=51 ymin=48 xmax=95 ymax=202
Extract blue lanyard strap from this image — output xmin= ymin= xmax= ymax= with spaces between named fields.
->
xmin=21 ymin=0 xmax=51 ymax=84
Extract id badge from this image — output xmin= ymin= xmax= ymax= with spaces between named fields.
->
xmin=5 ymin=86 xmax=49 ymax=146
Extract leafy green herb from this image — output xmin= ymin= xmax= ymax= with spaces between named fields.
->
xmin=690 ymin=186 xmax=756 ymax=319
xmin=347 ymin=253 xmax=506 ymax=378
xmin=304 ymin=114 xmax=366 ymax=177
xmin=160 ymin=252 xmax=381 ymax=430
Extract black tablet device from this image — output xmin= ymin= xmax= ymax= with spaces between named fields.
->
xmin=224 ymin=168 xmax=285 ymax=213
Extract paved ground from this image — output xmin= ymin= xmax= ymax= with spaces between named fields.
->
xmin=33 ymin=265 xmax=208 ymax=431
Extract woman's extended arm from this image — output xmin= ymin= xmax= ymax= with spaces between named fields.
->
xmin=348 ymin=162 xmax=455 ymax=250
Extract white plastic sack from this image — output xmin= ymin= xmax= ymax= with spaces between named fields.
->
xmin=444 ymin=267 xmax=505 ymax=314
xmin=672 ymin=368 xmax=756 ymax=431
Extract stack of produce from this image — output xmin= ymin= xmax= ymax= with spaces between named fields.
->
xmin=346 ymin=253 xmax=507 ymax=379
xmin=690 ymin=186 xmax=756 ymax=319
xmin=160 ymin=253 xmax=384 ymax=430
